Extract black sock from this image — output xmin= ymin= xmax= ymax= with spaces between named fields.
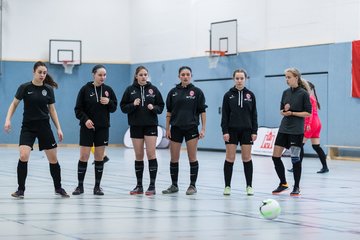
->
xmin=77 ymin=160 xmax=88 ymax=188
xmin=190 ymin=161 xmax=199 ymax=187
xmin=50 ymin=162 xmax=62 ymax=189
xmin=17 ymin=160 xmax=27 ymax=191
xmin=243 ymin=160 xmax=253 ymax=187
xmin=148 ymin=159 xmax=158 ymax=188
xmin=293 ymin=161 xmax=302 ymax=188
xmin=94 ymin=160 xmax=104 ymax=188
xmin=272 ymin=157 xmax=287 ymax=184
xmin=300 ymin=143 xmax=305 ymax=162
xmin=312 ymin=144 xmax=328 ymax=169
xmin=135 ymin=160 xmax=144 ymax=187
xmin=223 ymin=160 xmax=234 ymax=187
xmin=170 ymin=162 xmax=179 ymax=187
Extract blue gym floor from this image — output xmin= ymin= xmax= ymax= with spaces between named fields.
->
xmin=0 ymin=146 xmax=359 ymax=239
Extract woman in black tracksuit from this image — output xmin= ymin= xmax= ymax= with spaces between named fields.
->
xmin=221 ymin=69 xmax=258 ymax=196
xmin=73 ymin=65 xmax=118 ymax=196
xmin=162 ymin=66 xmax=207 ymax=195
xmin=271 ymin=68 xmax=311 ymax=197
xmin=4 ymin=61 xmax=69 ymax=198
xmin=120 ymin=66 xmax=164 ymax=196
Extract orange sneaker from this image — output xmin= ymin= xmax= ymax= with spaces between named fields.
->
xmin=272 ymin=183 xmax=289 ymax=194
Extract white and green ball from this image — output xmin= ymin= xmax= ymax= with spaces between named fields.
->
xmin=259 ymin=199 xmax=281 ymax=220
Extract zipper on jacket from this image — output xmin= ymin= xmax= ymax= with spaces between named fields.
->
xmin=238 ymin=90 xmax=243 ymax=108
xmin=140 ymin=86 xmax=145 ymax=107
xmin=94 ymin=84 xmax=102 ymax=103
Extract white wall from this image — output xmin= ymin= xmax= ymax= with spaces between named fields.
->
xmin=130 ymin=0 xmax=360 ymax=63
xmin=2 ymin=0 xmax=131 ymax=63
xmin=1 ymin=0 xmax=360 ymax=63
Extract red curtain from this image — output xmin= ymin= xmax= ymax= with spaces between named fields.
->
xmin=352 ymin=40 xmax=360 ymax=98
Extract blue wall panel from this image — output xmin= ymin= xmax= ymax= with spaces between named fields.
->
xmin=1 ymin=42 xmax=359 ymax=153
xmin=133 ymin=42 xmax=359 ymax=152
xmin=327 ymin=43 xmax=360 ymax=146
xmin=0 ymin=61 xmax=130 ymax=145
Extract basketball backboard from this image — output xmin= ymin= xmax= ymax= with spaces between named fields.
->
xmin=210 ymin=19 xmax=237 ymax=55
xmin=49 ymin=39 xmax=82 ymax=65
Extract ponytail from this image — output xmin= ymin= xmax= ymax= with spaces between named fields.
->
xmin=307 ymin=81 xmax=321 ymax=110
xmin=44 ymin=74 xmax=58 ymax=89
xmin=299 ymin=78 xmax=310 ymax=92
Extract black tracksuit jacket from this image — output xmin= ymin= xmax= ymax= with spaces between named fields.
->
xmin=221 ymin=86 xmax=258 ymax=135
xmin=279 ymin=86 xmax=312 ymax=135
xmin=166 ymin=83 xmax=207 ymax=129
xmin=120 ymin=81 xmax=164 ymax=126
xmin=75 ymin=82 xmax=117 ymax=128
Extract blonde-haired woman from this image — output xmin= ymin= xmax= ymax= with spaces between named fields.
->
xmin=271 ymin=68 xmax=311 ymax=196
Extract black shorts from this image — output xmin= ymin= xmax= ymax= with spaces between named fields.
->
xmin=274 ymin=132 xmax=303 ymax=149
xmin=130 ymin=125 xmax=158 ymax=138
xmin=20 ymin=120 xmax=57 ymax=151
xmin=170 ymin=126 xmax=199 ymax=143
xmin=225 ymin=128 xmax=253 ymax=145
xmin=80 ymin=126 xmax=109 ymax=147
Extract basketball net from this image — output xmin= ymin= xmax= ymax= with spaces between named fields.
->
xmin=62 ymin=61 xmax=75 ymax=74
xmin=206 ymin=50 xmax=226 ymax=69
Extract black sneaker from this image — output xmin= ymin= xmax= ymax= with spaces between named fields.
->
xmin=93 ymin=186 xmax=104 ymax=195
xmin=272 ymin=183 xmax=289 ymax=194
xmin=92 ymin=155 xmax=110 ymax=165
xmin=185 ymin=185 xmax=197 ymax=195
xmin=162 ymin=185 xmax=179 ymax=194
xmin=55 ymin=188 xmax=70 ymax=198
xmin=11 ymin=190 xmax=24 ymax=199
xmin=287 ymin=168 xmax=293 ymax=172
xmin=290 ymin=186 xmax=301 ymax=196
xmin=317 ymin=168 xmax=329 ymax=174
xmin=72 ymin=186 xmax=84 ymax=195
xmin=130 ymin=186 xmax=144 ymax=195
xmin=145 ymin=186 xmax=156 ymax=196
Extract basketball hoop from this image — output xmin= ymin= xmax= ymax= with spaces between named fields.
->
xmin=205 ymin=50 xmax=226 ymax=69
xmin=61 ymin=61 xmax=75 ymax=74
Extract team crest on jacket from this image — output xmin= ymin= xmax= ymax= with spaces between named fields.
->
xmin=245 ymin=93 xmax=252 ymax=101
xmin=42 ymin=89 xmax=47 ymax=96
xmin=105 ymin=91 xmax=109 ymax=97
xmin=186 ymin=90 xmax=196 ymax=99
xmin=147 ymin=88 xmax=155 ymax=98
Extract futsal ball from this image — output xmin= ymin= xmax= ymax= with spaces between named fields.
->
xmin=259 ymin=199 xmax=281 ymax=220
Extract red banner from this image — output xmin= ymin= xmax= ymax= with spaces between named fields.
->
xmin=352 ymin=40 xmax=360 ymax=98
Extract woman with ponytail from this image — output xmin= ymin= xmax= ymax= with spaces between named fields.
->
xmin=271 ymin=68 xmax=312 ymax=197
xmin=4 ymin=61 xmax=69 ymax=198
xmin=73 ymin=64 xmax=118 ymax=196
xmin=120 ymin=66 xmax=164 ymax=196
xmin=301 ymin=81 xmax=329 ymax=173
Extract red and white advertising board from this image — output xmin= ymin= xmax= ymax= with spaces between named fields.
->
xmin=252 ymin=127 xmax=278 ymax=156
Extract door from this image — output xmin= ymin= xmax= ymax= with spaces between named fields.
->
xmin=196 ymin=80 xmax=233 ymax=150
